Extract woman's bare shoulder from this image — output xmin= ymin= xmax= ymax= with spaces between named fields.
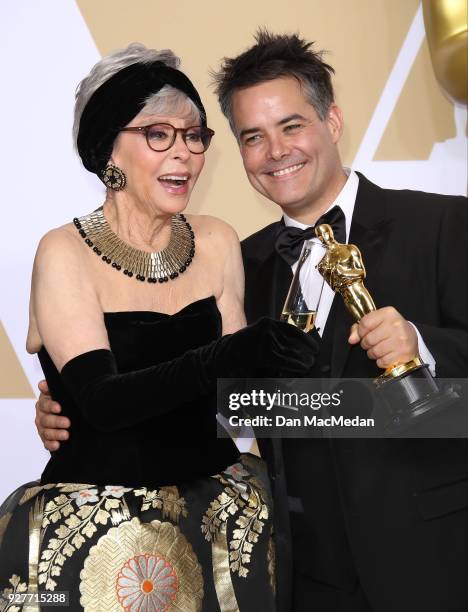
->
xmin=34 ymin=222 xmax=85 ymax=270
xmin=30 ymin=222 xmax=107 ymax=365
xmin=36 ymin=222 xmax=81 ymax=252
xmin=186 ymin=214 xmax=240 ymax=246
xmin=32 ymin=222 xmax=94 ymax=299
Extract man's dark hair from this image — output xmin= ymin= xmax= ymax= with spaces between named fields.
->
xmin=212 ymin=29 xmax=335 ymax=134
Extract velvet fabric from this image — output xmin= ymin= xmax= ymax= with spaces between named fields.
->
xmin=77 ymin=60 xmax=207 ymax=177
xmin=39 ymin=298 xmax=318 ymax=488
xmin=58 ymin=315 xmax=318 ymax=433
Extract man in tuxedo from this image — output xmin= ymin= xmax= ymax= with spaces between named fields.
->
xmin=36 ymin=31 xmax=468 ymax=612
xmin=211 ymin=31 xmax=468 ymax=612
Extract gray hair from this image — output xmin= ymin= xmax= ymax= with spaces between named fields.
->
xmin=73 ymin=42 xmax=202 ymax=147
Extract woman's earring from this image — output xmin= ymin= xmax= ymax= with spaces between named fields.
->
xmin=102 ymin=164 xmax=127 ymax=191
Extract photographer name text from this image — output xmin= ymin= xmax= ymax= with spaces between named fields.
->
xmin=229 ymin=415 xmax=375 ymax=428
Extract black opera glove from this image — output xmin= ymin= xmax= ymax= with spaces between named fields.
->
xmin=212 ymin=316 xmax=319 ymax=378
xmin=60 ymin=316 xmax=319 ymax=433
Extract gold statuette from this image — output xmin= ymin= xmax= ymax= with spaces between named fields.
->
xmin=315 ymin=224 xmax=375 ymax=322
xmin=315 ymin=224 xmax=421 ymax=380
xmin=315 ymin=223 xmax=458 ymax=431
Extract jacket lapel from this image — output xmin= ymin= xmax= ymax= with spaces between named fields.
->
xmin=273 ymin=254 xmax=294 ymax=319
xmin=244 ymin=223 xmax=293 ymax=322
xmin=251 ymin=250 xmax=293 ymax=319
xmin=330 ymin=173 xmax=394 ymax=377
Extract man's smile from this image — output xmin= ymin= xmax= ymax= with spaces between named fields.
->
xmin=267 ymin=162 xmax=306 ymax=178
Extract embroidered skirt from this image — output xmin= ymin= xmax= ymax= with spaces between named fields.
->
xmin=0 ymin=454 xmax=275 ymax=611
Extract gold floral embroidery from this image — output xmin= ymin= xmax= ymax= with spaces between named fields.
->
xmin=202 ymin=462 xmax=269 ymax=578
xmin=79 ymin=518 xmax=203 ymax=611
xmin=54 ymin=483 xmax=94 ymax=493
xmin=240 ymin=455 xmax=272 ymax=506
xmin=36 ymin=483 xmax=191 ymax=591
xmin=19 ymin=483 xmax=55 ymax=506
xmin=267 ymin=530 xmax=276 ymax=594
xmin=134 ymin=485 xmax=188 ymax=522
xmin=0 ymin=502 xmax=44 ymax=611
xmin=38 ymin=486 xmax=130 ymax=591
xmin=28 ymin=496 xmax=45 ymax=594
xmin=202 ymin=488 xmax=240 ymax=539
xmin=212 ymin=523 xmax=240 ymax=611
xmin=0 ymin=574 xmax=27 ymax=612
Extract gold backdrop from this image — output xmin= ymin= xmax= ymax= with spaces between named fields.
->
xmin=76 ymin=0 xmax=456 ymax=239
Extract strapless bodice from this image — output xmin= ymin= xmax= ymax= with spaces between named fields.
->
xmin=39 ymin=296 xmax=239 ymax=487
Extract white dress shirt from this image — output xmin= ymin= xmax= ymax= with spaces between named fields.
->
xmin=283 ymin=169 xmax=436 ymax=373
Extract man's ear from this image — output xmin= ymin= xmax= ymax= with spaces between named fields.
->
xmin=326 ymin=104 xmax=344 ymax=144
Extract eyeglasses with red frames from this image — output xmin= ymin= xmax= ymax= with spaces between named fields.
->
xmin=119 ymin=122 xmax=215 ymax=154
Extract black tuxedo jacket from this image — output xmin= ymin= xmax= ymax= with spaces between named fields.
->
xmin=241 ymin=173 xmax=468 ymax=612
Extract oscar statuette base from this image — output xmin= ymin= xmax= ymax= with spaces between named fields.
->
xmin=374 ymin=363 xmax=460 ymax=433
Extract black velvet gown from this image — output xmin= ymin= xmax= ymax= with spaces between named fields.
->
xmin=0 ymin=297 xmax=275 ymax=611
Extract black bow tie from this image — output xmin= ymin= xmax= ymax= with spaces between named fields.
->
xmin=275 ymin=205 xmax=346 ymax=266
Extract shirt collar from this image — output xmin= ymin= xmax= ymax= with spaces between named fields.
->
xmin=282 ymin=168 xmax=359 ymax=242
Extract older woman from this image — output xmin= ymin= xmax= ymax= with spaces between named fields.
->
xmin=0 ymin=44 xmax=317 ymax=610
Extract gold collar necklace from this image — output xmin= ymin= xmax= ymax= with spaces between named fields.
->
xmin=73 ymin=207 xmax=195 ymax=283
